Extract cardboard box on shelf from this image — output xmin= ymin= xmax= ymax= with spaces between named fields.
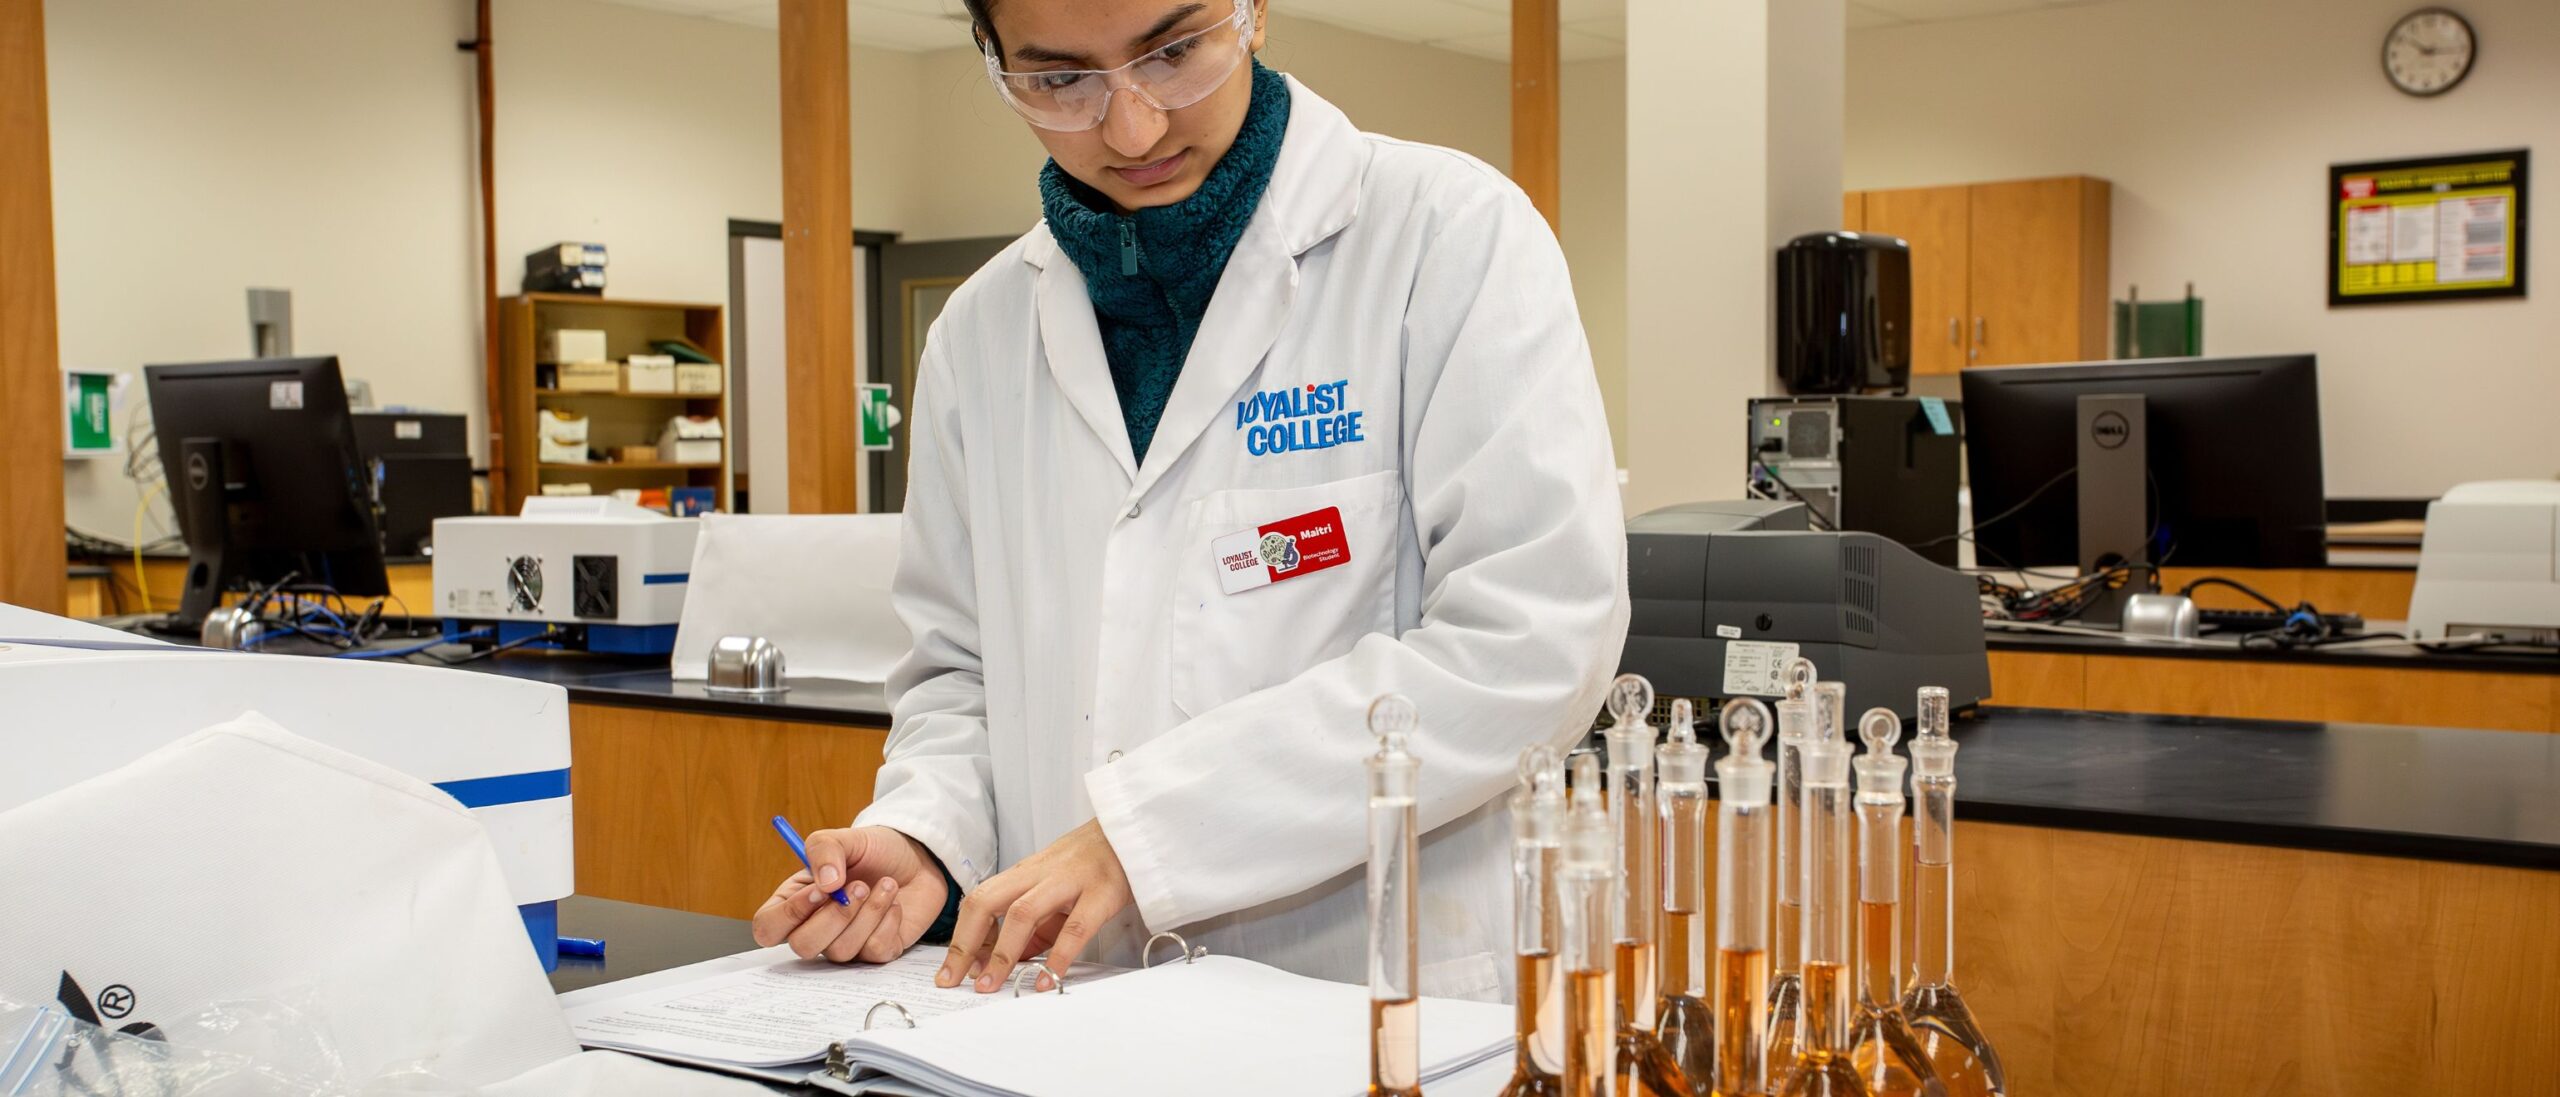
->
xmin=537 ymin=409 xmax=590 ymax=464
xmin=540 ymin=328 xmax=606 ymax=364
xmin=657 ymin=415 xmax=723 ymax=465
xmin=556 ymin=361 xmax=618 ymax=393
xmin=622 ymin=355 xmax=675 ymax=394
xmin=673 ymin=362 xmax=723 ymax=395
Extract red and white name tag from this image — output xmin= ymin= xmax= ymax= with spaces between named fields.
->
xmin=1211 ymin=506 xmax=1352 ymax=595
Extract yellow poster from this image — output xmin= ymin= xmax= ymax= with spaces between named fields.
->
xmin=2330 ymin=150 xmax=2528 ymax=305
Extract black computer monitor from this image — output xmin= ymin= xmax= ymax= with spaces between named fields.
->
xmin=1960 ymin=355 xmax=2327 ymax=571
xmin=143 ymin=357 xmax=389 ymax=628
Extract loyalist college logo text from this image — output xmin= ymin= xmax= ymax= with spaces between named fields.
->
xmin=1235 ymin=379 xmax=1365 ymax=456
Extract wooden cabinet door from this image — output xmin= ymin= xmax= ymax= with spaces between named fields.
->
xmin=1968 ymin=176 xmax=2108 ymax=366
xmin=1842 ymin=190 xmax=1865 ymax=231
xmin=1861 ymin=185 xmax=1971 ymax=376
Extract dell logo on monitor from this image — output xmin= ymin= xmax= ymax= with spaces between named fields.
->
xmin=2091 ymin=410 xmax=2132 ymax=450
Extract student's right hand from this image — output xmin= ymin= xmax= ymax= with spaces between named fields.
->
xmin=750 ymin=825 xmax=950 ymax=963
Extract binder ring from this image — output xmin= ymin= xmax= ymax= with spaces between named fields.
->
xmin=862 ymin=1000 xmax=917 ymax=1031
xmin=1143 ymin=931 xmax=1208 ymax=968
xmin=1009 ymin=962 xmax=1068 ymax=997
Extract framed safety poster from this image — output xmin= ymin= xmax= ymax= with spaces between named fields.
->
xmin=2329 ymin=149 xmax=2528 ymax=306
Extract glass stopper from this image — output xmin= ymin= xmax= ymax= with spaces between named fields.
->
xmin=1719 ymin=697 xmax=1771 ymax=756
xmin=1858 ymin=707 xmax=1902 ymax=753
xmin=1368 ymin=693 xmax=1417 ymax=752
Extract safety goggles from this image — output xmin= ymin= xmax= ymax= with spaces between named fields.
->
xmin=981 ymin=2 xmax=1255 ymax=133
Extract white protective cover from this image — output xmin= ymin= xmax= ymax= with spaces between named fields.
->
xmin=0 ymin=625 xmax=572 ymax=911
xmin=670 ymin=513 xmax=909 ymax=683
xmin=0 ymin=714 xmax=577 ymax=1087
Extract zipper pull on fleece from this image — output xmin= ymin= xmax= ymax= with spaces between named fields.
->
xmin=1118 ymin=220 xmax=1139 ymax=277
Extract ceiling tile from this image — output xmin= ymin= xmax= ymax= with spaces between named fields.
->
xmin=1846 ymin=3 xmax=1905 ymax=29
xmin=1442 ymin=0 xmax=1625 ymax=23
xmin=1859 ymin=0 xmax=2044 ymax=21
xmin=709 ymin=4 xmax=778 ymax=29
xmin=1287 ymin=0 xmax=1508 ymax=44
xmin=605 ymin=0 xmax=745 ymax=15
xmin=1428 ymin=27 xmax=1623 ymax=64
xmin=1565 ymin=13 xmax=1624 ymax=42
xmin=845 ymin=2 xmax=970 ymax=50
xmin=862 ymin=0 xmax=966 ymax=16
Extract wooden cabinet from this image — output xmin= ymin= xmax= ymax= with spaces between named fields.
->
xmin=1968 ymin=176 xmax=2110 ymax=366
xmin=1841 ymin=191 xmax=1865 ymax=232
xmin=1862 ymin=185 xmax=1972 ymax=376
xmin=1847 ymin=175 xmax=2110 ymax=372
xmin=497 ymin=294 xmax=730 ymax=519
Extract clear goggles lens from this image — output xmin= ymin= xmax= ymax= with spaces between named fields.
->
xmin=983 ymin=3 xmax=1254 ymax=133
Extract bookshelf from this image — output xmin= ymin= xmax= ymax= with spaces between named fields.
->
xmin=496 ymin=293 xmax=728 ymax=518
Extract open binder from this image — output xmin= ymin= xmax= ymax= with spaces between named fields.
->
xmin=566 ymin=931 xmax=1511 ymax=1096
xmin=805 ymin=933 xmax=1512 ymax=1096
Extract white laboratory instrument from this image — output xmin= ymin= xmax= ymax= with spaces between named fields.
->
xmin=0 ymin=603 xmax=575 ymax=968
xmin=432 ymin=496 xmax=699 ymax=654
xmin=2407 ymin=481 xmax=2560 ymax=644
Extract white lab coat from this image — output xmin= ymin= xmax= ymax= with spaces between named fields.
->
xmin=854 ymin=74 xmax=1629 ymax=1000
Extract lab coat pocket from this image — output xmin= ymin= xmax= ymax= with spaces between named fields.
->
xmin=1169 ymin=469 xmax=1404 ymax=718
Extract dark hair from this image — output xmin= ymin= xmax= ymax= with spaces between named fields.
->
xmin=963 ymin=0 xmax=998 ymax=57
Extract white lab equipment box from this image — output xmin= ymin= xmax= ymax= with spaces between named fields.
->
xmin=2408 ymin=481 xmax=2560 ymax=643
xmin=432 ymin=498 xmax=699 ymax=651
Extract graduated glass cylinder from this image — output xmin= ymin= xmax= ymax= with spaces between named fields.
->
xmin=1656 ymin=743 xmax=1713 ymax=1089
xmin=1766 ymin=699 xmax=1814 ymax=1076
xmin=1368 ymin=749 xmax=1420 ymax=1097
xmin=1715 ymin=786 xmax=1773 ymax=1095
xmin=1562 ymin=756 xmax=1617 ymax=1097
xmin=1779 ymin=743 xmax=1867 ymax=1097
xmin=1607 ymin=721 xmax=1691 ymax=1096
xmin=1502 ymin=758 xmax=1567 ymax=1097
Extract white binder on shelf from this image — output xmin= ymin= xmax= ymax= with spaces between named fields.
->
xmin=562 ymin=933 xmax=1513 ymax=1096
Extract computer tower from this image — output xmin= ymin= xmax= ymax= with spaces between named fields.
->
xmin=352 ymin=412 xmax=473 ymax=559
xmin=1746 ymin=396 xmax=1962 ymax=566
xmin=1776 ymin=232 xmax=1911 ymax=394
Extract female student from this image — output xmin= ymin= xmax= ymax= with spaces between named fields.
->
xmin=751 ymin=0 xmax=1627 ymax=1001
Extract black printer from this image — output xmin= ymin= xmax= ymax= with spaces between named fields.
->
xmin=1620 ymin=501 xmax=1990 ymax=719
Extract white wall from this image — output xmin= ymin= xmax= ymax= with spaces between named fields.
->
xmin=47 ymin=0 xmax=482 ymax=539
xmin=47 ymin=0 xmax=1591 ymax=536
xmin=1847 ymin=0 xmax=2560 ymax=497
xmin=1562 ymin=58 xmax=1628 ymax=460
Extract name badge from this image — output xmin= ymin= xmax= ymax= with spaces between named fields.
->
xmin=1211 ymin=506 xmax=1351 ymax=595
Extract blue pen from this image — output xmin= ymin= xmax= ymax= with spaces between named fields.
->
xmin=556 ymin=936 xmax=607 ymax=958
xmin=771 ymin=815 xmax=853 ymax=906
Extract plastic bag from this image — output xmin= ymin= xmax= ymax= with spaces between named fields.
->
xmin=0 ymin=994 xmax=475 ymax=1097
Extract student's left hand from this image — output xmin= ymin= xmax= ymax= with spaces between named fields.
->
xmin=936 ymin=818 xmax=1133 ymax=993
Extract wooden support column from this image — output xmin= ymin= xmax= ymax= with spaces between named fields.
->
xmin=1511 ymin=0 xmax=1561 ymax=233
xmin=1 ymin=0 xmax=66 ymax=613
xmin=778 ymin=0 xmax=862 ymax=514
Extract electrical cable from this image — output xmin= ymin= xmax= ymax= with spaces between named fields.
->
xmin=1750 ymin=462 xmax=1838 ymax=531
xmin=423 ymin=628 xmax=562 ymax=665
xmin=2177 ymin=576 xmax=2288 ymax=614
xmin=1914 ymin=466 xmax=2076 ymax=550
xmin=334 ymin=628 xmax=492 ymax=661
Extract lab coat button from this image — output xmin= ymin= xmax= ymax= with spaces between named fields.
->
xmin=1125 ymin=503 xmax=1141 ymax=519
xmin=1106 ymin=750 xmax=1125 ymax=763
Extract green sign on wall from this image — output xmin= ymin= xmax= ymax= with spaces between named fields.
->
xmin=65 ymin=372 xmax=115 ymax=457
xmin=860 ymin=383 xmax=897 ymax=452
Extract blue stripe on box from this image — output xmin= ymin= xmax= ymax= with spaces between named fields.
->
xmin=521 ymin=900 xmax=560 ymax=972
xmin=434 ymin=768 xmax=570 ymax=808
xmin=641 ymin=572 xmax=689 ymax=586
